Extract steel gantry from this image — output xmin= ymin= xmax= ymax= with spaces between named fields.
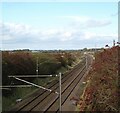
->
xmin=1 ymin=73 xmax=62 ymax=111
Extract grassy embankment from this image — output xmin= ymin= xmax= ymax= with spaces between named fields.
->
xmin=76 ymin=46 xmax=119 ymax=112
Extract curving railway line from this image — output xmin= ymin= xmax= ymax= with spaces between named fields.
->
xmin=9 ymin=55 xmax=93 ymax=113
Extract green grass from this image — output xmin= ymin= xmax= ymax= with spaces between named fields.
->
xmin=2 ymin=76 xmax=56 ymax=111
xmin=2 ymin=86 xmax=36 ymax=111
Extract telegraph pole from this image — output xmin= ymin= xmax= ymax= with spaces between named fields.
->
xmin=86 ymin=55 xmax=88 ymax=70
xmin=59 ymin=73 xmax=62 ymax=112
xmin=36 ymin=57 xmax=39 ymax=75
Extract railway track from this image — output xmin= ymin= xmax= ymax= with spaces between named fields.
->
xmin=44 ymin=65 xmax=86 ymax=112
xmin=9 ymin=56 xmax=92 ymax=112
xmin=30 ymin=65 xmax=86 ymax=112
xmin=10 ymin=58 xmax=84 ymax=113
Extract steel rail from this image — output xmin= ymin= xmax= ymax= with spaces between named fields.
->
xmin=10 ymin=60 xmax=85 ymax=112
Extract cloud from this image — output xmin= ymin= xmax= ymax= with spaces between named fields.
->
xmin=86 ymin=19 xmax=111 ymax=28
xmin=62 ymin=16 xmax=89 ymax=22
xmin=1 ymin=22 xmax=75 ymax=43
xmin=0 ymin=21 xmax=117 ymax=50
xmin=2 ymin=22 xmax=33 ymax=41
xmin=62 ymin=16 xmax=111 ymax=29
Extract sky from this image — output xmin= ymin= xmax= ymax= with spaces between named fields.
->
xmin=0 ymin=2 xmax=118 ymax=50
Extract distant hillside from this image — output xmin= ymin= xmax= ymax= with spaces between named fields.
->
xmin=77 ymin=46 xmax=119 ymax=111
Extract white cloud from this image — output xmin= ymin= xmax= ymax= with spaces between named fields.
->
xmin=60 ymin=31 xmax=73 ymax=41
xmin=0 ymin=21 xmax=117 ymax=50
xmin=86 ymin=19 xmax=111 ymax=28
xmin=84 ymin=32 xmax=95 ymax=39
xmin=1 ymin=22 xmax=32 ymax=41
xmin=0 ymin=22 xmax=75 ymax=42
xmin=62 ymin=16 xmax=111 ymax=29
xmin=62 ymin=16 xmax=90 ymax=22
